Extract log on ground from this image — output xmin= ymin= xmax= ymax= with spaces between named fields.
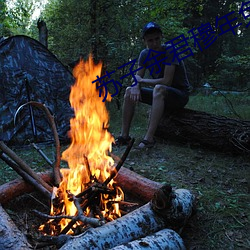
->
xmin=0 ymin=167 xmax=160 ymax=205
xmin=155 ymin=108 xmax=250 ymax=153
xmin=0 ymin=171 xmax=53 ymax=205
xmin=110 ymin=228 xmax=186 ymax=250
xmin=0 ymin=204 xmax=32 ymax=249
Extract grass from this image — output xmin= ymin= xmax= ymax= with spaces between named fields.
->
xmin=0 ymin=93 xmax=249 ymax=249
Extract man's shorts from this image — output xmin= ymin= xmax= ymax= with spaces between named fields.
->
xmin=140 ymin=87 xmax=189 ymax=111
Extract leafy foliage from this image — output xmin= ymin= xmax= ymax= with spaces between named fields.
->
xmin=2 ymin=0 xmax=250 ymax=90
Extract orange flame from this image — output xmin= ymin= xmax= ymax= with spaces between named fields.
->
xmin=43 ymin=55 xmax=123 ymax=234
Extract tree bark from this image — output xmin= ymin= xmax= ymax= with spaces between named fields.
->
xmin=110 ymin=228 xmax=185 ymax=250
xmin=155 ymin=108 xmax=250 ymax=154
xmin=0 ymin=204 xmax=32 ymax=249
xmin=114 ymin=166 xmax=162 ymax=203
xmin=37 ymin=19 xmax=48 ymax=47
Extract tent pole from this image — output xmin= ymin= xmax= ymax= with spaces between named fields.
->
xmin=24 ymin=78 xmax=38 ymax=142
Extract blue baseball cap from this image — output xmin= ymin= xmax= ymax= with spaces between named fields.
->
xmin=142 ymin=22 xmax=162 ymax=38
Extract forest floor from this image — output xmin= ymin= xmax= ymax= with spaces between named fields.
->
xmin=0 ymin=94 xmax=249 ymax=249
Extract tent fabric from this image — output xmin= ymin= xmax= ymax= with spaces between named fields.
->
xmin=0 ymin=35 xmax=75 ymax=144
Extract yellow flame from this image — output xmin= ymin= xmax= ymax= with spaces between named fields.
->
xmin=51 ymin=55 xmax=122 ymax=231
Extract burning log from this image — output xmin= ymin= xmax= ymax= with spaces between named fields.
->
xmin=156 ymin=108 xmax=250 ymax=154
xmin=110 ymin=228 xmax=186 ymax=250
xmin=0 ymin=204 xmax=32 ymax=249
xmin=59 ymin=185 xmax=195 ymax=250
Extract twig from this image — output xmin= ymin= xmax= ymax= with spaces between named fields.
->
xmin=0 ymin=141 xmax=52 ymax=194
xmin=0 ymin=151 xmax=51 ymax=199
xmin=103 ymin=137 xmax=135 ymax=186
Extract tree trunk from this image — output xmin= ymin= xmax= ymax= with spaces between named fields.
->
xmin=155 ymin=108 xmax=250 ymax=154
xmin=0 ymin=204 xmax=32 ymax=249
xmin=37 ymin=19 xmax=48 ymax=47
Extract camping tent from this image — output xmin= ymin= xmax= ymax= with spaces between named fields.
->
xmin=0 ymin=35 xmax=75 ymax=145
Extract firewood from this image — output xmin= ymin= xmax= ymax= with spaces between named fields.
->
xmin=0 ymin=171 xmax=53 ymax=204
xmin=115 ymin=167 xmax=162 ymax=202
xmin=0 ymin=167 xmax=159 ymax=205
xmin=59 ymin=186 xmax=195 ymax=250
xmin=0 ymin=204 xmax=32 ymax=249
xmin=0 ymin=141 xmax=52 ymax=193
xmin=0 ymin=152 xmax=51 ymax=199
xmin=110 ymin=228 xmax=186 ymax=250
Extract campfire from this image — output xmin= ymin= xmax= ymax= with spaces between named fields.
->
xmin=39 ymin=55 xmax=127 ymax=236
xmin=0 ymin=55 xmax=196 ymax=249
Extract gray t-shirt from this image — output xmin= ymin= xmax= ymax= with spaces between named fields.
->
xmin=138 ymin=44 xmax=190 ymax=91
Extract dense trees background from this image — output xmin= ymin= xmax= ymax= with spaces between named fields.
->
xmin=1 ymin=0 xmax=250 ymax=92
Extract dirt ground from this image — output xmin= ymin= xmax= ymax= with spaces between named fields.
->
xmin=1 ymin=138 xmax=249 ymax=249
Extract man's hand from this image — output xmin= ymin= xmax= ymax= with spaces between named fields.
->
xmin=130 ymin=85 xmax=141 ymax=102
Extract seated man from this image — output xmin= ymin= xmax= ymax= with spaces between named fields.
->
xmin=116 ymin=22 xmax=191 ymax=148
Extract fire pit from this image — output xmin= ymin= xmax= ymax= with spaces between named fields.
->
xmin=0 ymin=55 xmax=196 ymax=249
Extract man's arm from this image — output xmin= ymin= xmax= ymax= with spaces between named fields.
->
xmin=136 ymin=64 xmax=176 ymax=87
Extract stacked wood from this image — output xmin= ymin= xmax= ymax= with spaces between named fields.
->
xmin=0 ymin=204 xmax=32 ymax=250
xmin=59 ymin=185 xmax=195 ymax=249
xmin=156 ymin=108 xmax=250 ymax=154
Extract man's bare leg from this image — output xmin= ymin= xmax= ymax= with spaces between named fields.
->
xmin=120 ymin=87 xmax=136 ymax=138
xmin=139 ymin=85 xmax=166 ymax=146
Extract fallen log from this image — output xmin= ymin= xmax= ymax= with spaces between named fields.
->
xmin=155 ymin=108 xmax=250 ymax=154
xmin=0 ymin=171 xmax=53 ymax=204
xmin=0 ymin=204 xmax=32 ymax=249
xmin=114 ymin=166 xmax=162 ymax=203
xmin=110 ymin=228 xmax=185 ymax=250
xmin=0 ymin=167 xmax=160 ymax=205
xmin=59 ymin=186 xmax=195 ymax=250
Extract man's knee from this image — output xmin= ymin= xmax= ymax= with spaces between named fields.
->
xmin=153 ymin=85 xmax=166 ymax=98
xmin=124 ymin=87 xmax=131 ymax=99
